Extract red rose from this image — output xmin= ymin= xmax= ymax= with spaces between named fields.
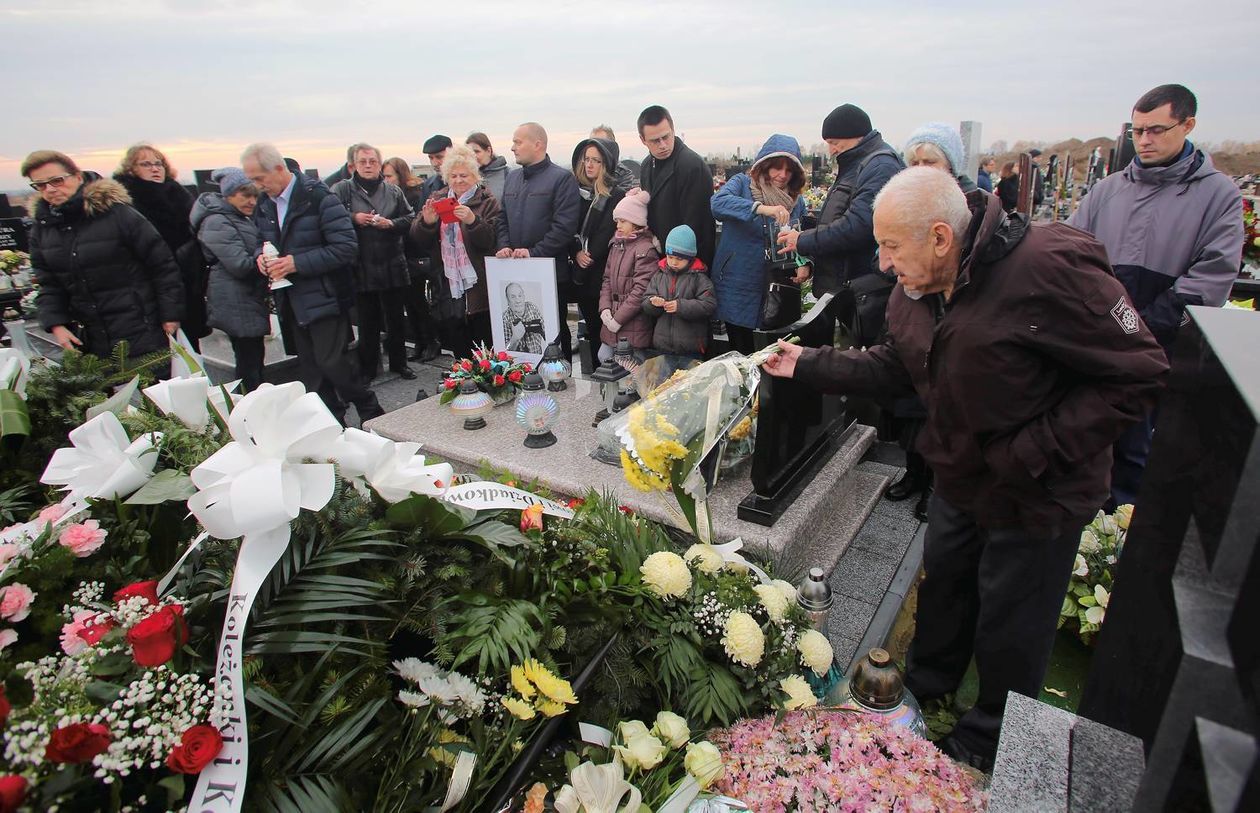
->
xmin=165 ymin=724 xmax=223 ymax=774
xmin=479 ymin=359 xmax=491 ymax=371
xmin=520 ymin=504 xmax=544 ymax=533
xmin=522 ymin=363 xmax=533 ymax=372
xmin=77 ymin=613 xmax=116 ymax=646
xmin=493 ymin=374 xmax=506 ymax=387
xmin=566 ymin=498 xmax=585 ymax=510
xmin=125 ymin=604 xmax=188 ymax=667
xmin=45 ymin=722 xmax=111 ymax=763
xmin=618 ymin=505 xmax=635 ymax=515
xmin=0 ymin=687 xmax=9 ymax=726
xmin=460 ymin=360 xmax=473 ymax=372
xmin=508 ymin=370 xmax=523 ymax=383
xmin=0 ymin=775 xmax=26 ymax=813
xmin=444 ymin=379 xmax=458 ymax=390
xmin=497 ymin=351 xmax=510 ymax=361
xmin=114 ymin=580 xmax=159 ymax=606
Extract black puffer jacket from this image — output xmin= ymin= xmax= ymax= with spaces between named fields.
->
xmin=570 ymin=138 xmax=626 ymax=297
xmin=32 ymin=174 xmax=184 ymax=357
xmin=254 ymin=173 xmax=358 ymax=327
xmin=331 ymin=177 xmax=414 ymax=292
xmin=115 ymin=173 xmax=209 ymax=339
xmin=191 ymin=193 xmax=268 ymax=337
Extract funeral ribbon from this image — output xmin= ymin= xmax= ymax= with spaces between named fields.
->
xmin=186 ymin=383 xmax=342 ymax=813
xmin=41 ymin=411 xmax=161 ymax=499
xmin=330 ymin=428 xmax=453 ymax=503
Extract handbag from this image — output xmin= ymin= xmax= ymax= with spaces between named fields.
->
xmin=759 ymin=223 xmax=802 ymax=331
xmin=843 ymin=270 xmax=895 ymax=348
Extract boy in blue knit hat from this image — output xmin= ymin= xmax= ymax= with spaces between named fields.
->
xmin=642 ymin=224 xmax=716 ymax=359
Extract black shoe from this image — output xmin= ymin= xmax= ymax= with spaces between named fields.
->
xmin=913 ymin=487 xmax=932 ymax=523
xmin=411 ymin=340 xmax=441 ymax=363
xmin=937 ymin=734 xmax=995 ymax=774
xmin=885 ymin=468 xmax=926 ymax=501
xmin=391 ymin=365 xmax=417 ymax=380
xmin=356 ymin=396 xmax=385 ymax=423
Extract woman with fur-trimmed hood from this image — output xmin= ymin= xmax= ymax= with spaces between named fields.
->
xmin=23 ymin=150 xmax=184 ymax=360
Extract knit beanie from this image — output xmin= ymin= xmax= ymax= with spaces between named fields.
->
xmin=664 ymin=225 xmax=697 ymax=259
xmin=821 ymin=104 xmax=872 ymax=139
xmin=212 ymin=167 xmax=250 ymax=197
xmin=423 ymin=134 xmax=453 ymax=155
xmin=904 ymin=122 xmax=965 ymax=174
xmin=612 ymin=190 xmax=650 ymax=227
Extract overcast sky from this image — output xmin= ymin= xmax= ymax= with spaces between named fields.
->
xmin=2 ymin=0 xmax=1256 ymax=190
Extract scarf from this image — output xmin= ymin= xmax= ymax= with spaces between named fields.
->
xmin=440 ymin=186 xmax=480 ymax=299
xmin=750 ymin=176 xmax=797 ymax=212
xmin=355 ymin=174 xmax=384 ymax=194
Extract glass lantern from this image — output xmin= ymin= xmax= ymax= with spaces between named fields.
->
xmin=515 ymin=372 xmax=559 ymax=448
xmin=538 ymin=340 xmax=573 ymax=391
xmin=449 ymin=380 xmax=493 ymax=430
xmin=826 ymin=648 xmax=927 ymax=738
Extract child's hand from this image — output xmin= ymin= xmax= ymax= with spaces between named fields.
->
xmin=648 ymin=296 xmax=666 ymax=307
xmin=662 ymin=300 xmax=678 ymax=313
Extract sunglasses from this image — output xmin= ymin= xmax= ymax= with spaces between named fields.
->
xmin=29 ymin=174 xmax=73 ymax=191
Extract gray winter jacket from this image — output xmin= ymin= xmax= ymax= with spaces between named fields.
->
xmin=1069 ymin=145 xmax=1243 ymax=350
xmin=331 ymin=177 xmax=414 ymax=293
xmin=191 ymin=193 xmax=269 ymax=337
xmin=480 ymin=156 xmax=510 ymax=202
xmin=641 ymin=258 xmax=716 ymax=356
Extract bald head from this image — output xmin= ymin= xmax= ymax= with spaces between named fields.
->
xmin=873 ymin=167 xmax=974 ymax=300
xmin=511 ymin=123 xmax=548 ymax=166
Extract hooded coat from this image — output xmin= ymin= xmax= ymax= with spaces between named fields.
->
xmin=642 ymin=257 xmax=716 ymax=355
xmin=331 ymin=177 xmax=414 ymax=292
xmin=598 ymin=229 xmax=660 ymax=349
xmin=796 ymin=130 xmax=904 ymax=293
xmin=570 ymin=138 xmax=627 ymax=297
xmin=191 ymin=192 xmax=268 ymax=337
xmin=32 ymin=174 xmax=185 ymax=357
xmin=479 ymin=155 xmax=510 ymax=202
xmin=794 ymin=191 xmax=1169 ymax=529
xmin=1068 ymin=144 xmax=1244 ymax=351
xmin=710 ymin=134 xmax=809 ymax=329
xmin=639 ymin=138 xmax=717 ymax=267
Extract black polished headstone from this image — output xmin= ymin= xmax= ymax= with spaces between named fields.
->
xmin=738 ymin=294 xmax=854 ymax=526
xmin=0 ymin=218 xmax=30 ymax=253
xmin=193 ymin=169 xmax=219 ymax=194
xmin=1079 ymin=307 xmax=1259 ymax=810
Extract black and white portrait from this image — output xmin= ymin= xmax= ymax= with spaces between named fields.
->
xmin=486 ymin=258 xmax=560 ymax=365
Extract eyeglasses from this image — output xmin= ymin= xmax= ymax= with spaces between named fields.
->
xmin=1131 ymin=121 xmax=1185 ymax=139
xmin=582 ymin=156 xmax=604 ymax=165
xmin=29 ymin=174 xmax=73 ymax=191
xmin=135 ymin=160 xmax=165 ymax=170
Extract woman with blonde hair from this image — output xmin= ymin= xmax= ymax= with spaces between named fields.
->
xmin=411 ymin=145 xmax=501 ymax=356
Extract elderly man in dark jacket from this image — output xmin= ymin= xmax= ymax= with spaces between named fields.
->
xmin=242 ymin=142 xmax=383 ymax=425
xmin=495 ymin=122 xmax=581 ymax=354
xmin=636 ymin=105 xmax=716 ymax=268
xmin=764 ymin=167 xmax=1169 ymax=771
xmin=24 ymin=150 xmax=184 ymax=361
xmin=332 ymin=143 xmax=416 ymax=381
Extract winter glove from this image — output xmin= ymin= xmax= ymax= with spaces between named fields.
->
xmin=601 ymin=309 xmax=621 ymax=333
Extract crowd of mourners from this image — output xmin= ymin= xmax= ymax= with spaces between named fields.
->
xmin=17 ymin=84 xmax=1247 ymax=774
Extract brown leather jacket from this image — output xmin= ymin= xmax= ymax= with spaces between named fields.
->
xmin=795 ymin=191 xmax=1169 ymax=529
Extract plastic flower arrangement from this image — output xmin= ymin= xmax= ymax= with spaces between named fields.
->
xmin=710 ymin=710 xmax=987 ymax=812
xmin=1059 ymin=504 xmax=1132 ymax=644
xmin=439 ymin=342 xmax=533 ymax=404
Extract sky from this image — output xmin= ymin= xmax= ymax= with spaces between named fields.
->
xmin=2 ymin=0 xmax=1258 ymax=190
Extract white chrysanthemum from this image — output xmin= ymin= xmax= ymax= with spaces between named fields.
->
xmin=445 ymin=671 xmax=486 ymax=714
xmin=797 ymin=629 xmax=833 ymax=676
xmin=398 ymin=690 xmax=430 ymax=709
xmin=641 ymin=551 xmax=693 ymax=599
xmin=779 ymin=675 xmax=817 ymax=710
xmin=753 ymin=584 xmax=789 ymax=623
xmin=394 ymin=658 xmax=440 ymax=685
xmin=721 ymin=611 xmax=765 ymax=667
xmin=772 ymin=579 xmax=798 ymax=604
xmin=684 ymin=544 xmax=723 ymax=575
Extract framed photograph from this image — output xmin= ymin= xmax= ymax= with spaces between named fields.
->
xmin=486 ymin=257 xmax=560 ymax=366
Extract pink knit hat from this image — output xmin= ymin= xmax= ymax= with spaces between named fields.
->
xmin=612 ymin=190 xmax=650 ymax=227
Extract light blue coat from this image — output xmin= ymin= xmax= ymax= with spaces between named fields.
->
xmin=710 ymin=134 xmax=807 ymax=329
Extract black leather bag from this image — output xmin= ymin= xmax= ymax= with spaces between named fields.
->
xmin=844 ymin=271 xmax=895 ymax=347
xmin=759 ymin=223 xmax=801 ymax=330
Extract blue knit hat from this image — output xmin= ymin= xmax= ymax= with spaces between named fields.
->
xmin=211 ymin=167 xmax=250 ymax=197
xmin=904 ymin=123 xmax=965 ymax=174
xmin=665 ymin=225 xmax=697 ymax=259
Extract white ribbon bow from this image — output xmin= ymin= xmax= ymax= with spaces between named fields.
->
xmin=40 ymin=411 xmax=161 ymax=499
xmin=0 ymin=348 xmax=30 ymax=398
xmin=330 ymin=428 xmax=454 ymax=503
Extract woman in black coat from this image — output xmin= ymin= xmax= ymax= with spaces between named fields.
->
xmin=114 ymin=144 xmax=208 ymax=348
xmin=23 ymin=150 xmax=184 ymax=359
xmin=385 ymin=156 xmax=442 ymax=362
xmin=996 ymin=161 xmax=1020 ymax=213
xmin=570 ymin=137 xmax=626 ymax=346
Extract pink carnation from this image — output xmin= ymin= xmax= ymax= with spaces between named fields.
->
xmin=0 ymin=545 xmax=20 ymax=568
xmin=58 ymin=520 xmax=107 ymax=558
xmin=0 ymin=629 xmax=15 ymax=651
xmin=0 ymin=584 xmax=35 ymax=623
xmin=37 ymin=504 xmax=69 ymax=527
xmin=60 ymin=610 xmax=99 ymax=656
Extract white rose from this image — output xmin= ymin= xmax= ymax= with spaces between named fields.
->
xmin=613 ymin=732 xmax=668 ymax=771
xmin=684 ymin=741 xmax=725 ymax=789
xmin=1073 ymin=554 xmax=1089 ymax=578
xmin=651 ymin=711 xmax=690 ymax=749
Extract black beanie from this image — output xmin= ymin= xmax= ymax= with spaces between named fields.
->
xmin=821 ymin=104 xmax=872 ymax=139
xmin=423 ymin=134 xmax=453 ymax=155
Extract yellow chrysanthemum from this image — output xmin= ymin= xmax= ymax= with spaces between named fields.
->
xmin=797 ymin=629 xmax=834 ymax=676
xmin=685 ymin=544 xmax=724 ymax=575
xmin=621 ymin=448 xmax=667 ymax=492
xmin=641 ymin=551 xmax=693 ymax=598
xmin=522 ymin=659 xmax=578 ymax=705
xmin=754 ymin=584 xmax=789 ymax=623
xmin=721 ymin=611 xmax=765 ymax=667
xmin=537 ymin=699 xmax=569 ymax=718
xmin=427 ymin=729 xmax=471 ymax=767
xmin=778 ymin=675 xmax=818 ymax=710
xmin=510 ymin=665 xmax=535 ymax=700
xmin=502 ymin=695 xmax=536 ymax=720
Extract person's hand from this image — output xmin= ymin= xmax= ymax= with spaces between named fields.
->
xmin=353 ymin=211 xmax=376 ymax=227
xmin=662 ymin=299 xmax=678 ymax=313
xmin=601 ymin=309 xmax=620 ymax=332
xmin=454 ymin=205 xmax=474 ymax=225
xmin=162 ymin=321 xmax=180 ymax=335
xmin=257 ymin=254 xmax=270 ymax=275
xmin=648 ymin=295 xmax=666 ymax=307
xmin=758 ymin=204 xmax=790 ymax=226
xmin=575 ymin=250 xmax=593 ymax=268
xmin=371 ymin=214 xmax=395 ymax=229
xmin=422 ymin=202 xmax=439 ymax=225
xmin=50 ymin=325 xmax=82 ymax=351
xmin=510 ymin=321 xmax=526 ymax=344
xmin=511 ymin=248 xmax=531 ymax=258
xmin=267 ymin=255 xmax=296 ymax=280
xmin=495 ymin=248 xmax=513 ymax=258
xmin=761 ymin=339 xmax=803 ymax=378
xmin=792 ymin=264 xmax=812 ymax=284
xmin=777 ymin=229 xmax=801 ymax=254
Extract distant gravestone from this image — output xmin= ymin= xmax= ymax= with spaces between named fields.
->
xmin=0 ymin=218 xmax=29 ymax=253
xmin=960 ymin=120 xmax=983 ymax=181
xmin=1111 ymin=122 xmax=1136 ymax=175
xmin=193 ymin=170 xmax=219 ymax=194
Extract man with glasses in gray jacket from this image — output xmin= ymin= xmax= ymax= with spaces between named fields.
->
xmin=1069 ymin=83 xmax=1243 ymax=508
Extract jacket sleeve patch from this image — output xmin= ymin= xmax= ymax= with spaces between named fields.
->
xmin=1111 ymin=297 xmax=1140 ymax=334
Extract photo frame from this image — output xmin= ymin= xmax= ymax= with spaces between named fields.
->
xmin=486 ymin=257 xmax=560 ymax=366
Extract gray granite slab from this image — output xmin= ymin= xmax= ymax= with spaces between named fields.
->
xmin=1069 ymin=715 xmax=1145 ymax=811
xmin=828 ymin=548 xmax=902 ymax=604
xmin=366 ymin=379 xmax=882 ymax=573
